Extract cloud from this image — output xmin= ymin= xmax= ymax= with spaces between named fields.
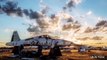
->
xmin=80 ymin=10 xmax=99 ymax=26
xmin=66 ymin=0 xmax=74 ymax=8
xmin=40 ymin=0 xmax=50 ymax=14
xmin=73 ymin=0 xmax=82 ymax=5
xmin=63 ymin=0 xmax=82 ymax=11
xmin=96 ymin=20 xmax=107 ymax=27
xmin=84 ymin=27 xmax=93 ymax=33
xmin=4 ymin=28 xmax=14 ymax=33
xmin=1 ymin=0 xmax=107 ymax=45
xmin=86 ymin=11 xmax=92 ymax=16
xmin=76 ymin=36 xmax=103 ymax=40
xmin=8 ymin=0 xmax=14 ymax=2
xmin=66 ymin=0 xmax=82 ymax=7
xmin=0 ymin=0 xmax=93 ymax=38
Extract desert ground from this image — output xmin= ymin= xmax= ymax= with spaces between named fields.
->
xmin=0 ymin=49 xmax=107 ymax=60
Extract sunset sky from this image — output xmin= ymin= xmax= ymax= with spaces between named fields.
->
xmin=0 ymin=0 xmax=107 ymax=47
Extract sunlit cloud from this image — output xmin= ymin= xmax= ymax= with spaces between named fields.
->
xmin=0 ymin=0 xmax=107 ymax=46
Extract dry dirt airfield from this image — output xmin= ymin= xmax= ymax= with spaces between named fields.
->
xmin=0 ymin=50 xmax=107 ymax=60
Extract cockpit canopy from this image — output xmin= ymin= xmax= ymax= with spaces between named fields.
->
xmin=25 ymin=35 xmax=52 ymax=41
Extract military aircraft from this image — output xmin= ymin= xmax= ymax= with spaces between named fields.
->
xmin=6 ymin=31 xmax=78 ymax=57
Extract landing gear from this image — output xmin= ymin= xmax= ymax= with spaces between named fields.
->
xmin=12 ymin=45 xmax=62 ymax=59
xmin=36 ymin=45 xmax=43 ymax=57
xmin=12 ymin=45 xmax=24 ymax=56
xmin=49 ymin=46 xmax=62 ymax=58
xmin=12 ymin=46 xmax=20 ymax=55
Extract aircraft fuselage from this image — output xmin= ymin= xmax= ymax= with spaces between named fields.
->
xmin=6 ymin=36 xmax=71 ymax=47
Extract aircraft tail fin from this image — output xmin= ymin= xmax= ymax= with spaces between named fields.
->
xmin=11 ymin=31 xmax=20 ymax=42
